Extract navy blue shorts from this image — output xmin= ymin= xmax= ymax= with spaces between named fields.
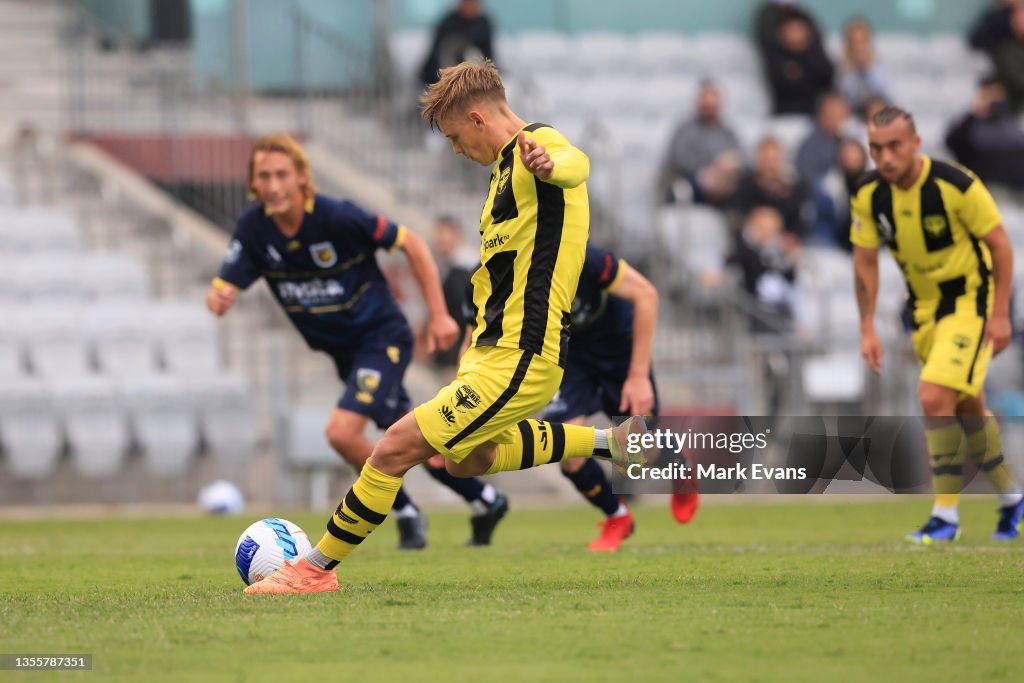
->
xmin=541 ymin=354 xmax=659 ymax=423
xmin=326 ymin=343 xmax=413 ymax=430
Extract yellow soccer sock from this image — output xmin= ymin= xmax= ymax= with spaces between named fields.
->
xmin=485 ymin=420 xmax=597 ymax=474
xmin=926 ymin=421 xmax=965 ymax=505
xmin=966 ymin=413 xmax=1016 ymax=494
xmin=315 ymin=463 xmax=403 ymax=566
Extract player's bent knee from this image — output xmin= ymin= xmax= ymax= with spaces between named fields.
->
xmin=918 ymin=384 xmax=955 ymax=416
xmin=445 ymin=454 xmax=488 ymax=478
xmin=366 ymin=412 xmax=434 ymax=476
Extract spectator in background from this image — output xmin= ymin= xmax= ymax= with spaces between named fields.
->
xmin=837 ymin=18 xmax=890 ymax=117
xmin=659 ymin=80 xmax=742 ymax=204
xmin=419 ymin=0 xmax=495 ymax=87
xmin=759 ymin=7 xmax=834 ymax=115
xmin=727 ymin=205 xmax=800 ymax=333
xmin=969 ymin=0 xmax=1018 ymax=56
xmin=731 ymin=137 xmax=810 ymax=239
xmin=818 ymin=137 xmax=869 ymax=250
xmin=996 ymin=4 xmax=1024 ymax=113
xmin=796 ymin=92 xmax=851 ymax=188
xmin=946 ymin=76 xmax=1024 ymax=191
xmin=429 ymin=215 xmax=477 ymax=369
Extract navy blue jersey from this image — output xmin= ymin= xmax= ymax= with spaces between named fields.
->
xmin=569 ymin=245 xmax=634 ymax=360
xmin=218 ymin=195 xmax=412 ymax=351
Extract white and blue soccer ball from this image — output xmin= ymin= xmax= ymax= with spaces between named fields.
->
xmin=197 ymin=480 xmax=245 ymax=515
xmin=234 ymin=518 xmax=312 ymax=585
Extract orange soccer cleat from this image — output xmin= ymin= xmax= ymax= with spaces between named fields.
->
xmin=587 ymin=508 xmax=635 ymax=552
xmin=243 ymin=558 xmax=339 ymax=594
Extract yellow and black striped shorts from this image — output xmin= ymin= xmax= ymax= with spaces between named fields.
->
xmin=413 ymin=345 xmax=563 ymax=462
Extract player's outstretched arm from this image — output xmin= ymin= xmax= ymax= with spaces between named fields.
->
xmin=206 ymin=278 xmax=237 ymax=317
xmin=399 ymin=230 xmax=460 ymax=352
xmin=517 ymin=131 xmax=589 ymax=189
xmin=853 ymin=246 xmax=883 ymax=374
xmin=608 ymin=261 xmax=658 ymax=414
xmin=981 ymin=224 xmax=1013 ymax=355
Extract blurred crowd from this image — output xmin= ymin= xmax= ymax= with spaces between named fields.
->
xmin=413 ymin=0 xmax=1024 ymax=341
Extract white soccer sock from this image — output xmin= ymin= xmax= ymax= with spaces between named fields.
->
xmin=609 ymin=502 xmax=629 ymax=518
xmin=471 ymin=485 xmax=498 ymax=516
xmin=998 ymin=484 xmax=1023 ymax=507
xmin=392 ymin=504 xmax=420 ymax=520
xmin=480 ymin=484 xmax=497 ymax=504
xmin=931 ymin=504 xmax=960 ymax=524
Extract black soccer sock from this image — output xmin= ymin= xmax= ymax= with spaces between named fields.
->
xmin=563 ymin=459 xmax=620 ymax=517
xmin=425 ymin=463 xmax=486 ymax=503
xmin=392 ymin=485 xmax=415 ymax=512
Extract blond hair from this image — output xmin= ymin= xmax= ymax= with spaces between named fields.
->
xmin=247 ymin=133 xmax=317 ymax=200
xmin=419 ymin=59 xmax=506 ymax=127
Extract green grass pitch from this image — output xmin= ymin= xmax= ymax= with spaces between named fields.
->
xmin=1 ymin=498 xmax=1022 ymax=683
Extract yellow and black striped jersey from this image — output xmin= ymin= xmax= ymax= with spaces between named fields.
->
xmin=468 ymin=123 xmax=590 ymax=368
xmin=850 ymin=156 xmax=1001 ymax=305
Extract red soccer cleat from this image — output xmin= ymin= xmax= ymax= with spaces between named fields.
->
xmin=587 ymin=508 xmax=635 ymax=552
xmin=670 ymin=492 xmax=700 ymax=524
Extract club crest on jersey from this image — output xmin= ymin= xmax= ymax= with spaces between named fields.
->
xmin=355 ymin=368 xmax=381 ymax=404
xmin=310 ymin=241 xmax=338 ymax=268
xmin=924 ymin=215 xmax=948 ymax=237
xmin=497 ymin=167 xmax=512 ymax=193
xmin=452 ymin=384 xmax=481 ymax=413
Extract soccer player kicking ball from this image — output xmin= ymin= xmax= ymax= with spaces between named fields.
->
xmin=538 ymin=244 xmax=698 ymax=551
xmin=244 ymin=61 xmax=650 ymax=594
xmin=851 ymin=106 xmax=1024 ymax=543
xmin=207 ymin=134 xmax=509 ymax=550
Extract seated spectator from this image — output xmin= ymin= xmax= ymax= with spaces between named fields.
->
xmin=429 ymin=215 xmax=477 ymax=369
xmin=760 ymin=7 xmax=835 ymax=115
xmin=969 ymin=0 xmax=1018 ymax=56
xmin=731 ymin=137 xmax=810 ymax=239
xmin=997 ymin=5 xmax=1024 ymax=112
xmin=659 ymin=80 xmax=742 ymax=204
xmin=419 ymin=0 xmax=495 ymax=87
xmin=727 ymin=206 xmax=800 ymax=333
xmin=837 ymin=18 xmax=890 ymax=117
xmin=796 ymin=92 xmax=851 ymax=188
xmin=818 ymin=137 xmax=869 ymax=250
xmin=946 ymin=76 xmax=1024 ymax=190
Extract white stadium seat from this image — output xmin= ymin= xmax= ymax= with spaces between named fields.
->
xmin=54 ymin=375 xmax=130 ymax=477
xmin=16 ymin=305 xmax=92 ymax=377
xmin=150 ymin=300 xmax=222 ymax=375
xmin=187 ymin=372 xmax=257 ymax=463
xmin=81 ymin=252 xmax=151 ymax=301
xmin=84 ymin=303 xmax=158 ymax=378
xmin=0 ymin=378 xmax=62 ymax=479
xmin=0 ymin=207 xmax=82 ymax=253
xmin=119 ymin=374 xmax=197 ymax=476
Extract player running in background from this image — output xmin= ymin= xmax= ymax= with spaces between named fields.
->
xmin=206 ymin=134 xmax=508 ymax=550
xmin=245 ymin=60 xmax=651 ymax=593
xmin=851 ymin=106 xmax=1024 ymax=543
xmin=539 ymin=244 xmax=697 ymax=550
